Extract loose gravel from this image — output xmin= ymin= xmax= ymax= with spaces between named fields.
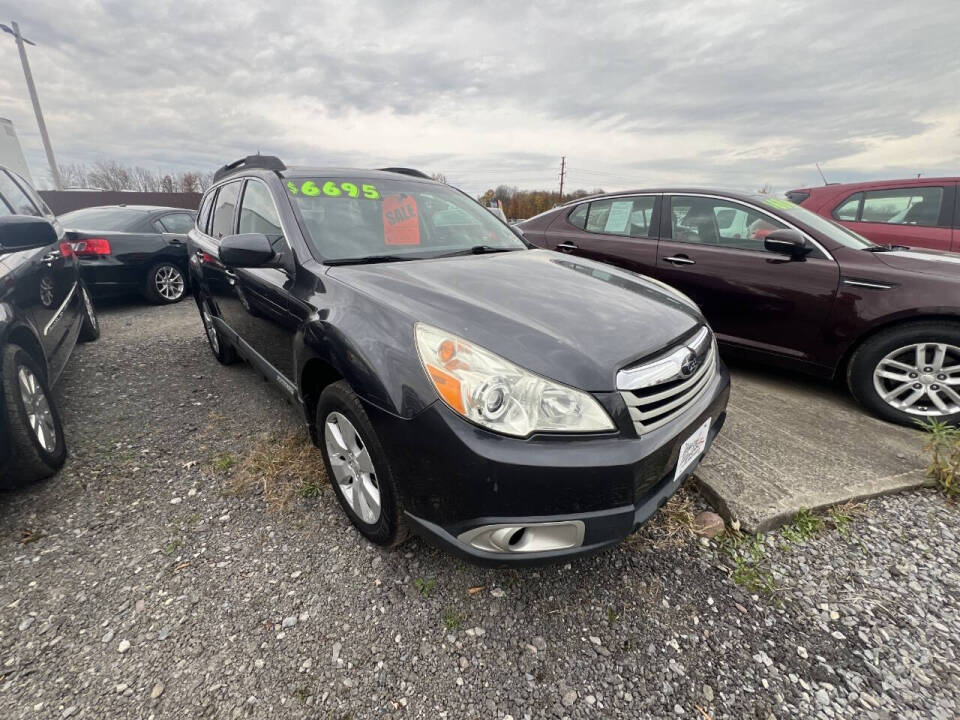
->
xmin=0 ymin=300 xmax=957 ymax=719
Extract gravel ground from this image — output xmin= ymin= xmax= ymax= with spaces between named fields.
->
xmin=0 ymin=300 xmax=957 ymax=720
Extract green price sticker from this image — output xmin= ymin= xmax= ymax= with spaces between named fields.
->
xmin=288 ymin=181 xmax=381 ymax=200
xmin=763 ymin=198 xmax=797 ymax=210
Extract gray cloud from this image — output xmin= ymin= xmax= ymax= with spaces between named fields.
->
xmin=0 ymin=0 xmax=957 ymax=194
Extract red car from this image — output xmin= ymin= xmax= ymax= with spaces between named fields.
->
xmin=787 ymin=178 xmax=959 ymax=252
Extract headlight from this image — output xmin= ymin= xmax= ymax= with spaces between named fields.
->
xmin=415 ymin=323 xmax=615 ymax=437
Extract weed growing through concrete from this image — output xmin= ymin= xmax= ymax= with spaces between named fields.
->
xmin=781 ymin=508 xmax=825 ymax=544
xmin=920 ymin=419 xmax=960 ymax=499
xmin=717 ymin=531 xmax=779 ymax=595
xmin=212 ymin=453 xmax=237 ymax=472
xmin=443 ymin=609 xmax=466 ymax=630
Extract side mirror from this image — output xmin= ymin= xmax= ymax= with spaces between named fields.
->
xmin=218 ymin=233 xmax=275 ymax=267
xmin=764 ymin=228 xmax=811 ymax=258
xmin=0 ymin=215 xmax=58 ymax=254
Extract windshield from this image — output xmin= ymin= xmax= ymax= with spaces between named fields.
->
xmin=765 ymin=199 xmax=875 ymax=249
xmin=285 ymin=177 xmax=526 ymax=262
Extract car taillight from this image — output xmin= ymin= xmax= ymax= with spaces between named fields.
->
xmin=58 ymin=242 xmax=75 ymax=258
xmin=71 ymin=237 xmax=111 ymax=256
xmin=198 ymin=251 xmax=218 ymax=265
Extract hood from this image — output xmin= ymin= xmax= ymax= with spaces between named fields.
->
xmin=872 ymin=249 xmax=960 ymax=278
xmin=327 ymin=249 xmax=702 ymax=391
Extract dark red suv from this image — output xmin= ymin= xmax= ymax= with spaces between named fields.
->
xmin=787 ymin=178 xmax=959 ymax=252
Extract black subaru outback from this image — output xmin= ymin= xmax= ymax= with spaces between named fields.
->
xmin=188 ymin=156 xmax=729 ymax=564
xmin=0 ymin=165 xmax=99 ymax=487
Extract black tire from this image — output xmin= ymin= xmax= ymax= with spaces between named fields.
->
xmin=143 ymin=262 xmax=187 ymax=304
xmin=847 ymin=321 xmax=960 ymax=427
xmin=0 ymin=343 xmax=67 ymax=488
xmin=316 ymin=380 xmax=408 ymax=547
xmin=198 ymin=296 xmax=239 ymax=365
xmin=78 ymin=282 xmax=100 ymax=342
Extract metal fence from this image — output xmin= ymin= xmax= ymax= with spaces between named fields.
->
xmin=39 ymin=190 xmax=201 ymax=215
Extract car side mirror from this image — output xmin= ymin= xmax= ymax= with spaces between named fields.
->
xmin=218 ymin=233 xmax=276 ymax=267
xmin=764 ymin=228 xmax=811 ymax=258
xmin=0 ymin=215 xmax=58 ymax=254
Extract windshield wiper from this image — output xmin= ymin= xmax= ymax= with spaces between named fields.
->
xmin=864 ymin=244 xmax=909 ymax=253
xmin=438 ymin=245 xmax=523 ymax=258
xmin=324 ymin=254 xmax=416 ymax=266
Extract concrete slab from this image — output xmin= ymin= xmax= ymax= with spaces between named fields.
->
xmin=695 ymin=361 xmax=933 ymax=533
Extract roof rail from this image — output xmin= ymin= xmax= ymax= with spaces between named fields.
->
xmin=213 ymin=154 xmax=286 ymax=183
xmin=378 ymin=167 xmax=432 ymax=180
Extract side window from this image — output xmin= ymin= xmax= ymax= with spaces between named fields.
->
xmin=567 ymin=203 xmax=587 ymax=229
xmin=197 ymin=192 xmax=215 ymax=233
xmin=670 ymin=196 xmax=786 ymax=251
xmin=860 ymin=187 xmax=944 ymax=227
xmin=833 ymin=193 xmax=862 ymax=221
xmin=0 ymin=170 xmax=40 ymax=216
xmin=210 ymin=182 xmax=241 ymax=240
xmin=238 ymin=181 xmax=283 ymax=235
xmin=158 ymin=212 xmax=194 ymax=234
xmin=585 ymin=196 xmax=655 ymax=237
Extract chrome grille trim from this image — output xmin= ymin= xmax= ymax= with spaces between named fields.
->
xmin=616 ymin=326 xmax=711 ymax=391
xmin=618 ymin=330 xmax=718 ymax=435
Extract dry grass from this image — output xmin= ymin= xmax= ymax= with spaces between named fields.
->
xmin=626 ymin=487 xmax=700 ymax=550
xmin=229 ymin=429 xmax=328 ymax=510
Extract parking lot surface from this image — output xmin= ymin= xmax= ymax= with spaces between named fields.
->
xmin=699 ymin=362 xmax=930 ymax=532
xmin=0 ymin=301 xmax=957 ymax=719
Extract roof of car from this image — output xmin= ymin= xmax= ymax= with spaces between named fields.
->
xmin=63 ymin=204 xmax=194 ymax=213
xmin=790 ymin=177 xmax=960 ymax=194
xmin=561 ymin=187 xmax=772 ymax=206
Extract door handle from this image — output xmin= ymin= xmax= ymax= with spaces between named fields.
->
xmin=224 ymin=269 xmax=238 ymax=285
xmin=664 ymin=255 xmax=695 ymax=266
xmin=556 ymin=241 xmax=579 ymax=252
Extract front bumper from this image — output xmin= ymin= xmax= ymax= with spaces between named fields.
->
xmin=364 ymin=362 xmax=730 ymax=565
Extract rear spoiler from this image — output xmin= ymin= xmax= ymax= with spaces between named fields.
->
xmin=214 ymin=155 xmax=286 ymax=183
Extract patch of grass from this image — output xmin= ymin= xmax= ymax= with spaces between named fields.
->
xmin=920 ymin=419 xmax=960 ymax=499
xmin=781 ymin=509 xmax=825 ymax=544
xmin=212 ymin=453 xmax=238 ymax=472
xmin=230 ymin=430 xmax=328 ymax=510
xmin=294 ymin=684 xmax=310 ymax=705
xmin=413 ymin=577 xmax=437 ymax=598
xmin=828 ymin=506 xmax=853 ymax=537
xmin=717 ymin=531 xmax=779 ymax=596
xmin=162 ymin=538 xmax=182 ymax=556
xmin=443 ymin=609 xmax=466 ymax=630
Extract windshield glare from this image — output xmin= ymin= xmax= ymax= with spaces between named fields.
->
xmin=286 ymin=178 xmax=526 ymax=261
xmin=775 ymin=202 xmax=875 ymax=249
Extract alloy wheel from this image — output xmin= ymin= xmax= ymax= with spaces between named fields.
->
xmin=82 ymin=286 xmax=97 ymax=329
xmin=201 ymin=302 xmax=220 ymax=354
xmin=155 ymin=266 xmax=185 ymax=301
xmin=17 ymin=366 xmax=57 ymax=452
xmin=872 ymin=342 xmax=960 ymax=417
xmin=324 ymin=411 xmax=381 ymax=524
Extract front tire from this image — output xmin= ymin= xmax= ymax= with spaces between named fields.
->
xmin=847 ymin=321 xmax=960 ymax=427
xmin=144 ymin=262 xmax=186 ymax=304
xmin=317 ymin=380 xmax=407 ymax=547
xmin=78 ymin=282 xmax=100 ymax=342
xmin=0 ymin=344 xmax=67 ymax=488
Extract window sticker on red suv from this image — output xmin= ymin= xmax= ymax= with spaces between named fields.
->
xmin=287 ymin=180 xmax=380 ymax=199
xmin=382 ymin=194 xmax=420 ymax=245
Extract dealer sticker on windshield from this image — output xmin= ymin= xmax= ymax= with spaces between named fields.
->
xmin=674 ymin=417 xmax=711 ymax=482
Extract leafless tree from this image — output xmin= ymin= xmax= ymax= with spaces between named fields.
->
xmin=58 ymin=163 xmax=90 ymax=189
xmin=430 ymin=172 xmax=447 ymax=184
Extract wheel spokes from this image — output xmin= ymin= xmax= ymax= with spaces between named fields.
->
xmin=875 ymin=342 xmax=960 ymax=416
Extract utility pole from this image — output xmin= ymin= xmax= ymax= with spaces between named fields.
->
xmin=1 ymin=21 xmax=62 ymax=189
xmin=558 ymin=156 xmax=566 ymax=202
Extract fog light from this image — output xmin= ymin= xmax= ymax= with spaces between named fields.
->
xmin=458 ymin=521 xmax=585 ymax=553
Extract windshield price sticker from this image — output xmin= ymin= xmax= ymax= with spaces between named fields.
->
xmin=287 ymin=180 xmax=380 ymax=200
xmin=763 ymin=198 xmax=797 ymax=210
xmin=383 ymin=194 xmax=420 ymax=245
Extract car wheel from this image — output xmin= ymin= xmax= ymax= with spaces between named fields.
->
xmin=199 ymin=297 xmax=238 ymax=365
xmin=848 ymin=322 xmax=960 ymax=427
xmin=78 ymin=282 xmax=100 ymax=342
xmin=0 ymin=343 xmax=67 ymax=488
xmin=317 ymin=380 xmax=408 ymax=546
xmin=144 ymin=262 xmax=187 ymax=304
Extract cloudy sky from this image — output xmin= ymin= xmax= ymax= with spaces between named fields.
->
xmin=0 ymin=0 xmax=957 ymax=195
